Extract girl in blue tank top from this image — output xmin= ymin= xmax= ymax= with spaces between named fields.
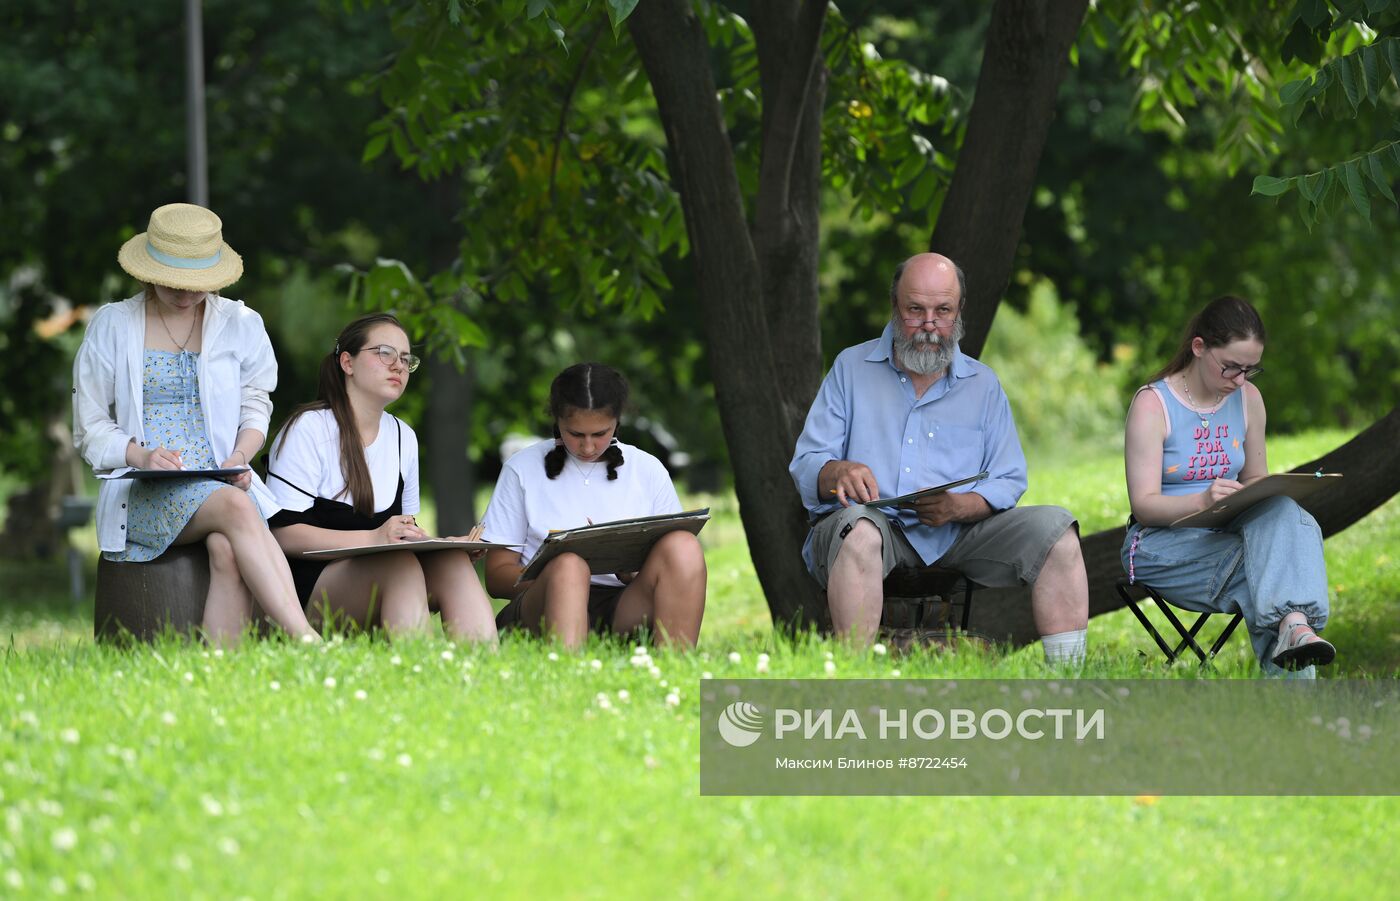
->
xmin=1121 ymin=295 xmax=1335 ymax=674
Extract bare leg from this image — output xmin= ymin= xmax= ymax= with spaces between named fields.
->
xmin=826 ymin=519 xmax=885 ymax=645
xmin=611 ymin=531 xmax=706 ymax=648
xmin=305 ymin=552 xmax=431 ymax=638
xmin=514 ymin=553 xmax=592 ymax=650
xmin=420 ymin=550 xmax=497 ymax=644
xmin=200 ymin=532 xmax=252 ymax=647
xmin=1029 ymin=527 xmax=1089 ymax=635
xmin=175 ymin=487 xmax=317 ymax=639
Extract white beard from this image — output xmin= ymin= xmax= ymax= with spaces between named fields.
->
xmin=893 ymin=316 xmax=964 ymax=376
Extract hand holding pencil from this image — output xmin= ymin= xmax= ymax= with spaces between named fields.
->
xmin=819 ymin=459 xmax=880 ymax=507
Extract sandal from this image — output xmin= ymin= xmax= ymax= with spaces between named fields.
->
xmin=1270 ymin=620 xmax=1336 ymax=669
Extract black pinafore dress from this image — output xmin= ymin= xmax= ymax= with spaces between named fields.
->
xmin=267 ymin=418 xmax=405 ymax=606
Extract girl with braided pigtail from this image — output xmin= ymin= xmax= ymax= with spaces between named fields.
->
xmin=481 ymin=363 xmax=706 ymax=649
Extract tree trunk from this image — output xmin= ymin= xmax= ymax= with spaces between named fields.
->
xmin=979 ymin=404 xmax=1400 ymax=647
xmin=426 ymin=355 xmax=477 ymax=535
xmin=629 ymin=0 xmax=827 ymax=628
xmin=930 ymin=0 xmax=1090 ymax=358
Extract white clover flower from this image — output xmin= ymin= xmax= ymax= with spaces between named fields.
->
xmin=616 ymin=690 xmax=630 ymax=702
xmin=634 ymin=645 xmax=647 ymax=655
xmin=51 ymin=827 xmax=77 ymax=852
xmin=547 ymin=652 xmax=559 ymax=661
xmin=172 ymin=852 xmax=192 ymax=872
xmin=4 ymin=870 xmax=22 ymax=890
xmin=891 ymin=669 xmax=901 ymax=677
xmin=17 ymin=711 xmax=37 ymax=727
xmin=500 ymin=670 xmax=512 ymax=680
xmin=213 ymin=649 xmax=224 ymax=658
xmin=183 ymin=672 xmax=194 ymax=683
xmin=589 ymin=659 xmax=603 ymax=671
xmin=648 ymin=666 xmax=662 ymax=678
xmin=441 ymin=650 xmax=454 ymax=662
xmin=354 ymin=690 xmax=367 ymax=701
xmin=75 ymin=872 xmax=95 ymax=892
xmin=872 ymin=643 xmax=887 ymax=656
xmin=300 ymin=634 xmax=316 ymax=644
xmin=367 ymin=748 xmax=385 ymax=762
xmin=728 ymin=651 xmax=741 ymax=664
xmin=396 ymin=753 xmax=413 ymax=767
xmin=323 ymin=676 xmax=338 ymax=689
xmin=59 ymin=728 xmax=80 ymax=745
xmin=824 ymin=660 xmax=836 ymax=675
xmin=49 ymin=876 xmax=67 ymax=895
xmin=390 ymin=655 xmax=403 ymax=666
xmin=411 ymin=665 xmax=422 ymax=674
xmin=701 ymin=671 xmax=713 ymax=680
xmin=160 ymin=712 xmax=177 ymax=726
xmin=595 ymin=693 xmax=612 ymax=710
xmin=218 ymin=837 xmax=240 ymax=856
xmin=757 ymin=652 xmax=770 ymax=664
xmin=269 ymin=681 xmax=281 ymax=692
xmin=200 ymin=796 xmax=224 ymax=817
xmin=755 ymin=659 xmax=769 ymax=674
xmin=824 ymin=650 xmax=834 ymax=661
xmin=665 ymin=692 xmax=681 ymax=708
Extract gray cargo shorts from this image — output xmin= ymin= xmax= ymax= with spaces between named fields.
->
xmin=808 ymin=504 xmax=1077 ymax=590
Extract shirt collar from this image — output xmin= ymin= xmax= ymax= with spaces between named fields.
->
xmin=868 ymin=321 xmax=975 ymax=379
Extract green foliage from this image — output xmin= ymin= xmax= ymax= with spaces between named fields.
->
xmin=981 ymin=282 xmax=1131 ymax=459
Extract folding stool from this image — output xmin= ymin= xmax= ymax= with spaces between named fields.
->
xmin=1117 ymin=580 xmax=1243 ymax=664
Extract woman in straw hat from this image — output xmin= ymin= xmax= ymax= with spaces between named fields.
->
xmin=266 ymin=313 xmax=497 ymax=642
xmin=72 ymin=203 xmax=319 ymax=643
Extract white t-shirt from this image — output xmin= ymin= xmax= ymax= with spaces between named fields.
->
xmin=267 ymin=409 xmax=420 ymax=516
xmin=481 ymin=438 xmax=681 ymax=587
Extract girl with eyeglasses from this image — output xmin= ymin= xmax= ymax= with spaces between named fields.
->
xmin=1122 ymin=295 xmax=1335 ymax=675
xmin=74 ymin=203 xmax=319 ymax=644
xmin=265 ymin=313 xmax=496 ymax=642
xmin=479 ymin=363 xmax=706 ymax=649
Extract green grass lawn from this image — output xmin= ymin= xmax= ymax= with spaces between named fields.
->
xmin=2 ymin=430 xmax=1398 ymax=897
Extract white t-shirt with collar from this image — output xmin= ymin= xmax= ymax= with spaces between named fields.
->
xmin=481 ymin=438 xmax=681 ymax=588
xmin=267 ymin=409 xmax=420 ymax=515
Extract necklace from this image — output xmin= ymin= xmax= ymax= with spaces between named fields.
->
xmin=571 ymin=454 xmax=601 ymax=486
xmin=153 ymin=299 xmax=200 ymax=352
xmin=1179 ymin=374 xmax=1221 ymax=430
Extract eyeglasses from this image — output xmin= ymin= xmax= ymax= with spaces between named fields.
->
xmin=1207 ymin=349 xmax=1263 ymax=380
xmin=899 ymin=315 xmax=958 ymax=329
xmin=360 ymin=344 xmax=421 ymax=373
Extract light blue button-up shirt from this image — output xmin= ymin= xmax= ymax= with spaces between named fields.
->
xmin=789 ymin=323 xmax=1028 ymax=569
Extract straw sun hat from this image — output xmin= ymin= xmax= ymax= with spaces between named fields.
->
xmin=117 ymin=203 xmax=244 ymax=292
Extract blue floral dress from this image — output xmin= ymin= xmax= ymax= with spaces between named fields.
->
xmin=104 ymin=350 xmax=223 ymax=562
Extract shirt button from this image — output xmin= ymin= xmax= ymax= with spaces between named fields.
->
xmin=905 ymin=467 xmax=911 ymax=473
xmin=121 ymin=504 xmax=126 ymax=509
xmin=120 ymin=525 xmax=125 ymax=530
xmin=907 ymin=438 xmax=913 ymax=444
xmin=900 ymin=377 xmax=906 ymax=382
xmin=927 ymin=432 xmax=934 ymax=438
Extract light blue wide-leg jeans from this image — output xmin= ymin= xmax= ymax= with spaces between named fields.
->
xmin=1121 ymin=496 xmax=1330 ymax=677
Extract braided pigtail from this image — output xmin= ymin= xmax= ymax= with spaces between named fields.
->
xmin=602 ymin=439 xmax=624 ymax=481
xmin=544 ymin=426 xmax=568 ymax=480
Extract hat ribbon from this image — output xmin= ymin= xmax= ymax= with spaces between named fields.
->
xmin=146 ymin=241 xmax=223 ymax=270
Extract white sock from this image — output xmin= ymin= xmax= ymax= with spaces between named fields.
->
xmin=1042 ymin=628 xmax=1087 ymax=666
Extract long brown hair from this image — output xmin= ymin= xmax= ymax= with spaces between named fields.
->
xmin=277 ymin=313 xmax=407 ymax=515
xmin=1151 ymin=295 xmax=1266 ymax=382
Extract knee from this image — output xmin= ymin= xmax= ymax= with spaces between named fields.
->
xmin=836 ymin=519 xmax=884 ymax=565
xmin=381 ymin=551 xmax=427 ymax=583
xmin=209 ymin=487 xmax=262 ymax=526
xmin=654 ymin=531 xmax=705 ymax=574
xmin=542 ymin=552 xmax=591 ymax=584
xmin=1049 ymin=526 xmax=1084 ymax=565
xmin=205 ymin=533 xmax=237 ymax=574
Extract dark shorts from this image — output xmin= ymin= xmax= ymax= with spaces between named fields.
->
xmin=495 ymin=584 xmax=628 ymax=635
xmin=807 ymin=504 xmax=1077 ymax=590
